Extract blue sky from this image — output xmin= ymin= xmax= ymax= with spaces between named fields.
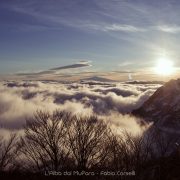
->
xmin=0 ymin=0 xmax=180 ymax=74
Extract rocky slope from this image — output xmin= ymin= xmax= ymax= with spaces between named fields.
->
xmin=133 ymin=79 xmax=180 ymax=129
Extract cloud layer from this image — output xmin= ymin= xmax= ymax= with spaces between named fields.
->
xmin=0 ymin=80 xmax=161 ymax=134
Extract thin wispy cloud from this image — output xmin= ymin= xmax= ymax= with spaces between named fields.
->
xmin=2 ymin=0 xmax=180 ymax=35
xmin=118 ymin=61 xmax=135 ymax=67
xmin=6 ymin=4 xmax=145 ymax=33
xmin=156 ymin=25 xmax=180 ymax=33
xmin=92 ymin=24 xmax=146 ymax=32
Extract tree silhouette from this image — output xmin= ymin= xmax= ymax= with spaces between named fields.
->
xmin=1 ymin=110 xmax=178 ymax=180
xmin=0 ymin=133 xmax=19 ymax=171
xmin=67 ymin=115 xmax=111 ymax=170
xmin=20 ymin=110 xmax=71 ymax=172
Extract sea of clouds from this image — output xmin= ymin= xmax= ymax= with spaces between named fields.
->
xmin=0 ymin=80 xmax=161 ymax=136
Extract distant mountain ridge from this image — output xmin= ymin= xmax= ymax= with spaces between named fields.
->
xmin=133 ymin=79 xmax=180 ymax=129
xmin=126 ymin=80 xmax=164 ymax=85
xmin=80 ymin=76 xmax=116 ymax=82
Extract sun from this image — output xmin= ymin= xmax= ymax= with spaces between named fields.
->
xmin=154 ymin=58 xmax=174 ymax=76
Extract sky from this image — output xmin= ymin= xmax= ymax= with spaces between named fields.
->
xmin=0 ymin=0 xmax=180 ymax=78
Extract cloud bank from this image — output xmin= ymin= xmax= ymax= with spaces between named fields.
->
xmin=0 ymin=80 xmax=161 ymax=134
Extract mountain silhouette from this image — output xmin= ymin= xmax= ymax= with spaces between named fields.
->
xmin=133 ymin=79 xmax=180 ymax=130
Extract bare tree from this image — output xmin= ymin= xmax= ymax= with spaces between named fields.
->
xmin=0 ymin=133 xmax=20 ymax=171
xmin=67 ymin=115 xmax=111 ymax=170
xmin=108 ymin=131 xmax=154 ymax=172
xmin=20 ymin=110 xmax=71 ymax=172
xmin=16 ymin=109 xmax=180 ymax=178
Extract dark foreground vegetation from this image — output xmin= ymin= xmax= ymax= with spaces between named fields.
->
xmin=0 ymin=111 xmax=180 ymax=180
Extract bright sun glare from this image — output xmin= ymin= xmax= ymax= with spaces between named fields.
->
xmin=154 ymin=58 xmax=174 ymax=76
